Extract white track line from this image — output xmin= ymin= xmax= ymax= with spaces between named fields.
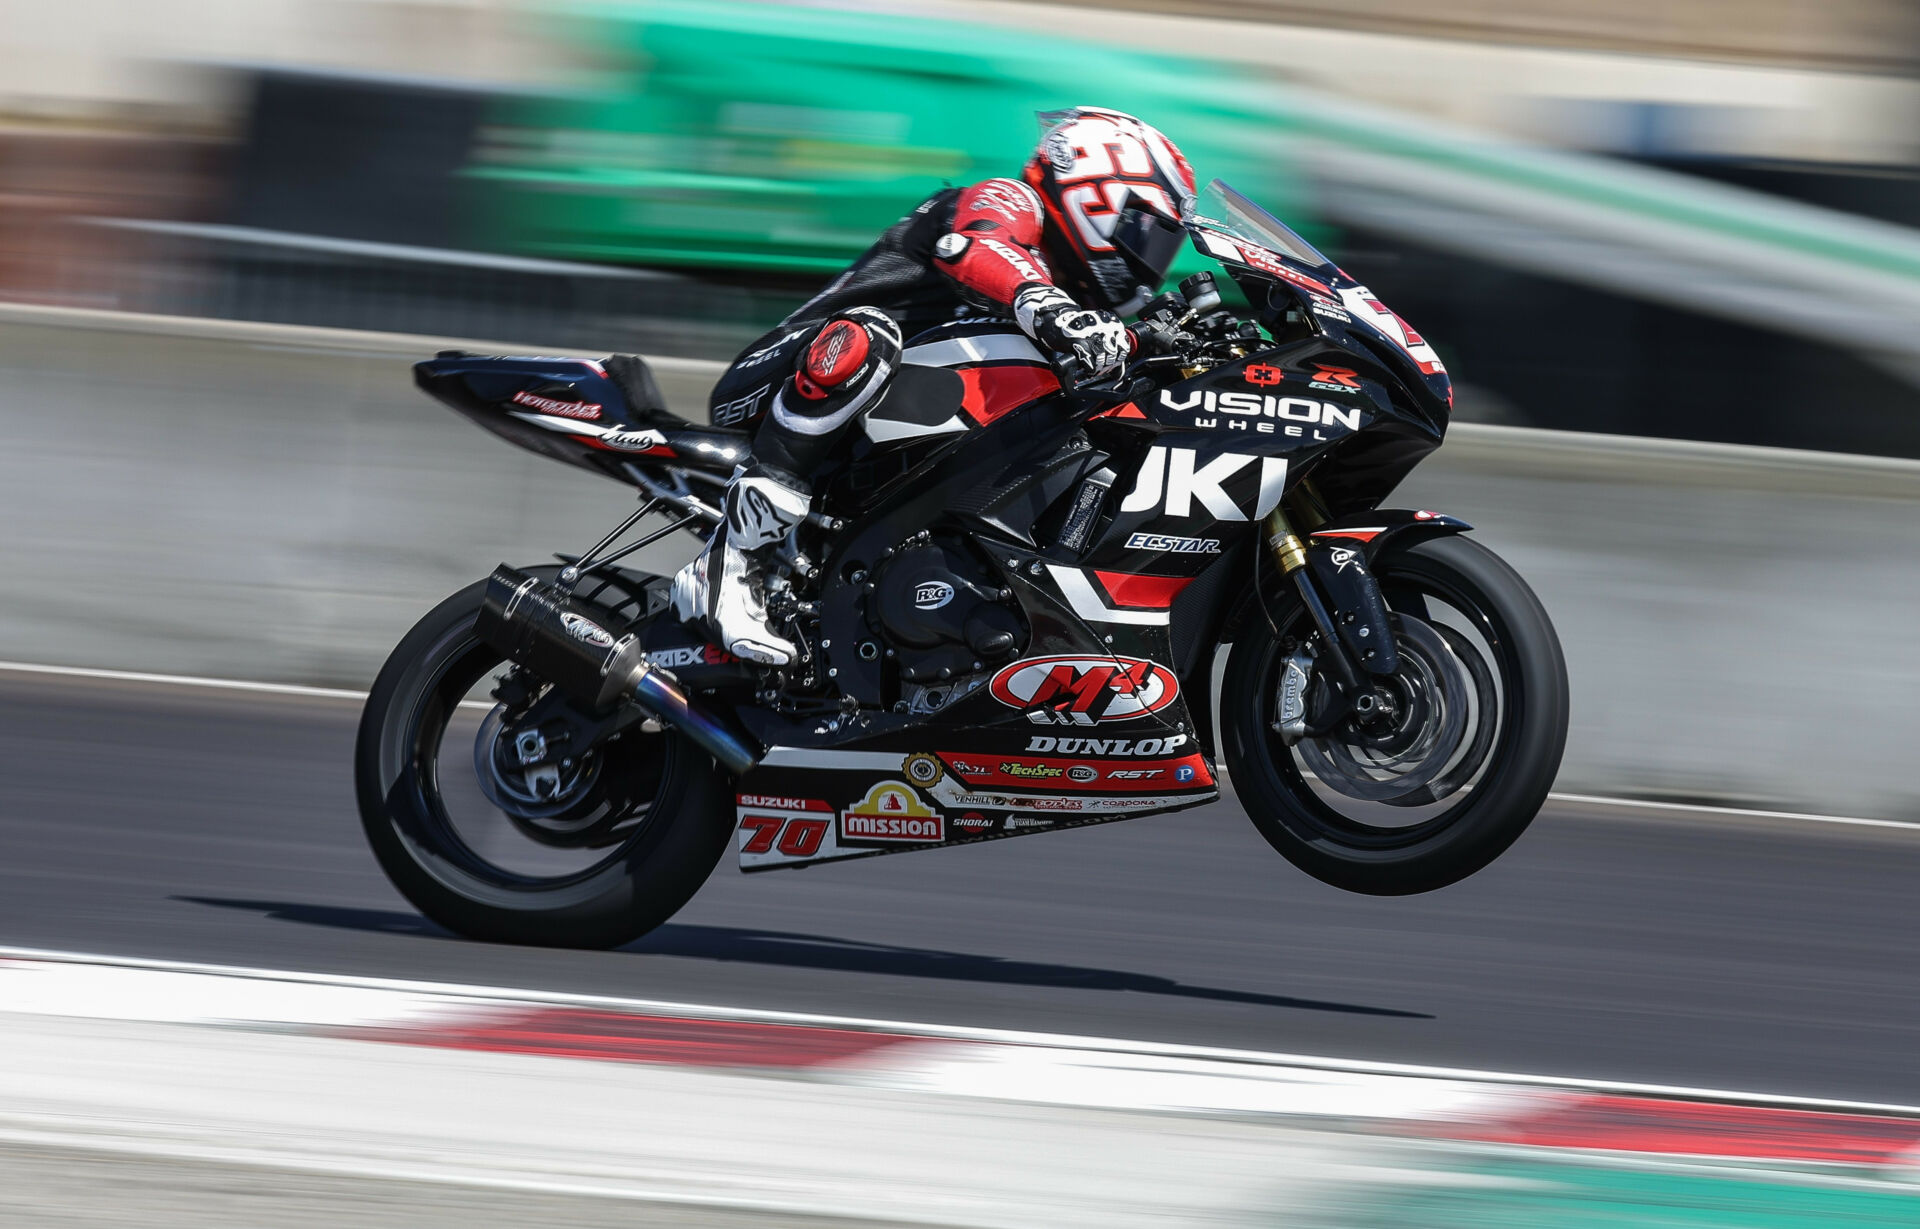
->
xmin=0 ymin=660 xmax=368 ymax=700
xmin=3 ymin=660 xmax=1912 ymax=833
xmin=4 ymin=945 xmax=1918 ymax=1119
xmin=1547 ymin=792 xmax=1920 ymax=832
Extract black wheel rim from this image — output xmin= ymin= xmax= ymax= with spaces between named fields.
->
xmin=392 ymin=616 xmax=677 ymax=894
xmin=1247 ymin=557 xmax=1525 ymax=851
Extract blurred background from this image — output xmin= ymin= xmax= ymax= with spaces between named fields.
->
xmin=7 ymin=7 xmax=1920 ymax=1226
xmin=8 ymin=0 xmax=1920 ymax=452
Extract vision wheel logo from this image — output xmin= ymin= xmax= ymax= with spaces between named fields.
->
xmin=989 ymin=655 xmax=1181 ymax=725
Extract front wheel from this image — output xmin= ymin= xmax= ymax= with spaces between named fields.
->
xmin=1222 ymin=535 xmax=1568 ymax=895
xmin=355 ymin=571 xmax=733 ymax=947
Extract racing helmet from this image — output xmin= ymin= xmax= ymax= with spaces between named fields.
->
xmin=1023 ymin=106 xmax=1196 ymax=315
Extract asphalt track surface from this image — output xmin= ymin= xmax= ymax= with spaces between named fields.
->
xmin=4 ymin=669 xmax=1917 ymax=1106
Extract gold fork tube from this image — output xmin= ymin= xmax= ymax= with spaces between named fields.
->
xmin=1265 ymin=504 xmax=1309 ymax=574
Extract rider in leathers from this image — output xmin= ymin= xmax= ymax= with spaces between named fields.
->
xmin=673 ymin=107 xmax=1198 ymax=665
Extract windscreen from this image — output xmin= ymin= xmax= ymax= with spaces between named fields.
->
xmin=1192 ymin=180 xmax=1335 ymax=274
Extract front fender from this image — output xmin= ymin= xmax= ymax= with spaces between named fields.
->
xmin=1214 ymin=509 xmax=1472 ymax=660
xmin=1309 ymin=509 xmax=1472 ymax=563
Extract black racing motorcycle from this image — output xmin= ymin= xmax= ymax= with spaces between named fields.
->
xmin=356 ymin=180 xmax=1568 ymax=948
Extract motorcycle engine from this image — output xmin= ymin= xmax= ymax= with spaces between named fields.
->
xmin=869 ymin=536 xmax=1026 ymax=683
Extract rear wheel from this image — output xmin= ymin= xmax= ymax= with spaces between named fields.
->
xmin=355 ymin=572 xmax=732 ymax=947
xmin=1222 ymin=535 xmax=1568 ymax=895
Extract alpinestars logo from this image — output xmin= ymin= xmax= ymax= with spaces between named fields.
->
xmin=990 ymin=655 xmax=1180 ymax=725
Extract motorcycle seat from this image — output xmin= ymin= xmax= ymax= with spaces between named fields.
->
xmin=605 ymin=353 xmax=695 ymax=430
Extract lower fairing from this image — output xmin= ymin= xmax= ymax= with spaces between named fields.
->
xmin=733 ymin=744 xmax=1220 ymax=871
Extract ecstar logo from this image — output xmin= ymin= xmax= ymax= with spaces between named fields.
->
xmin=1125 ymin=532 xmax=1220 ymax=555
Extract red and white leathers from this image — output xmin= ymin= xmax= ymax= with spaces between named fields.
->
xmin=676 ymin=108 xmax=1197 ymax=667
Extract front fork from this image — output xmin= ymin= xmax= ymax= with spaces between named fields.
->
xmin=1264 ymin=487 xmax=1397 ymax=742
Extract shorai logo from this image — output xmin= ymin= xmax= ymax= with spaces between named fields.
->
xmin=990 ymin=655 xmax=1180 ymax=725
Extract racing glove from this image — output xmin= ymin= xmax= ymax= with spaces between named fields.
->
xmin=1013 ymin=283 xmax=1131 ymax=379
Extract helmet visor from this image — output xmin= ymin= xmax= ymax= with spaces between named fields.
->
xmin=1109 ymin=202 xmax=1187 ymax=292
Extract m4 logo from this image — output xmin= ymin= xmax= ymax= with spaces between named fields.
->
xmin=1119 ymin=447 xmax=1286 ymax=521
xmin=990 ymin=655 xmax=1181 ymax=725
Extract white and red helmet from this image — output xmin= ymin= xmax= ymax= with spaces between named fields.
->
xmin=1023 ymin=106 xmax=1197 ymax=314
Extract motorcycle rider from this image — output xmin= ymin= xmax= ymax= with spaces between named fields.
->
xmin=672 ymin=106 xmax=1198 ymax=666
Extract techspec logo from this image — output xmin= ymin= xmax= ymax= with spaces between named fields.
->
xmin=510 ymin=390 xmax=602 ymax=420
xmin=990 ymin=655 xmax=1180 ymax=725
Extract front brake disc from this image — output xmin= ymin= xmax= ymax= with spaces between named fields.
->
xmin=1297 ymin=614 xmax=1471 ymax=802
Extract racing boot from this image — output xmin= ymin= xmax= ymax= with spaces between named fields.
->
xmin=672 ymin=464 xmax=811 ymax=666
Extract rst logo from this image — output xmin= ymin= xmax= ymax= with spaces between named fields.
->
xmin=1120 ymin=446 xmax=1286 ymax=522
xmin=991 ymin=655 xmax=1180 ymax=725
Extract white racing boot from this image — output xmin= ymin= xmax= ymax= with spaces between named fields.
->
xmin=672 ymin=465 xmax=811 ymax=666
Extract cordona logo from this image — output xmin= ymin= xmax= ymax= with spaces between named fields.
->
xmin=559 ymin=612 xmax=615 ymax=649
xmin=914 ymin=581 xmax=955 ymax=611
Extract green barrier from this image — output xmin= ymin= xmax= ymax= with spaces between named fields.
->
xmin=1347 ymin=1154 xmax=1920 ymax=1228
xmin=467 ymin=0 xmax=1311 ymax=281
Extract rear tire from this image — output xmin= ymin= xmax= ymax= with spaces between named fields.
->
xmin=355 ymin=572 xmax=733 ymax=947
xmin=1222 ymin=535 xmax=1568 ymax=895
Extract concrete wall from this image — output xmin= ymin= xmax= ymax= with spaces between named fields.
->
xmin=3 ymin=303 xmax=1915 ymax=820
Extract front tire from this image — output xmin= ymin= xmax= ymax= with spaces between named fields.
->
xmin=1223 ymin=535 xmax=1568 ymax=895
xmin=356 ymin=572 xmax=733 ymax=947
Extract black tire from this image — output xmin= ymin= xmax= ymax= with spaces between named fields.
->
xmin=355 ymin=572 xmax=733 ymax=948
xmin=1222 ymin=535 xmax=1568 ymax=895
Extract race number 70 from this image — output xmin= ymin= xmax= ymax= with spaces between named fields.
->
xmin=739 ymin=815 xmax=828 ymax=857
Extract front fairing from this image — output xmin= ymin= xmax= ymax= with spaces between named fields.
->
xmin=1187 ymin=181 xmax=1452 ymax=436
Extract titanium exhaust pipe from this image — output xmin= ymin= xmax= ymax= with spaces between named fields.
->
xmin=474 ymin=566 xmax=760 ymax=776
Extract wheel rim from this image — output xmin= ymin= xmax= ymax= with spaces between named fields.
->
xmin=1246 ymin=558 xmax=1523 ymax=850
xmin=393 ymin=617 xmax=676 ymax=894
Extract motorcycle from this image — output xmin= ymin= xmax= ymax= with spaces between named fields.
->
xmin=356 ymin=179 xmax=1568 ymax=948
